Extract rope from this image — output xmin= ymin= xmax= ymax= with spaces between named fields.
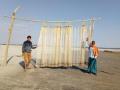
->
xmin=0 ymin=16 xmax=101 ymax=23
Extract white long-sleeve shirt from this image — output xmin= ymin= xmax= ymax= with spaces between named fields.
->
xmin=88 ymin=47 xmax=95 ymax=58
xmin=83 ymin=41 xmax=95 ymax=58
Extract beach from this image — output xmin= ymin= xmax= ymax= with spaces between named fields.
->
xmin=0 ymin=45 xmax=120 ymax=90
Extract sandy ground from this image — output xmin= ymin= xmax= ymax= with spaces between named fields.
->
xmin=0 ymin=45 xmax=120 ymax=90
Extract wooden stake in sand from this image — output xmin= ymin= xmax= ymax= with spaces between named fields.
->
xmin=3 ymin=7 xmax=20 ymax=66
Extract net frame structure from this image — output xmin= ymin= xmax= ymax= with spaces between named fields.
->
xmin=0 ymin=7 xmax=100 ymax=67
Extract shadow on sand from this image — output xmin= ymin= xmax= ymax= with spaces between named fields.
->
xmin=71 ymin=66 xmax=89 ymax=73
xmin=19 ymin=61 xmax=25 ymax=69
xmin=43 ymin=65 xmax=89 ymax=73
xmin=19 ymin=59 xmax=37 ymax=69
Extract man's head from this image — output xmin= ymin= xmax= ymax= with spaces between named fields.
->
xmin=91 ymin=41 xmax=95 ymax=46
xmin=27 ymin=35 xmax=31 ymax=41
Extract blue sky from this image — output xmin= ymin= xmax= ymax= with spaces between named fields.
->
xmin=0 ymin=0 xmax=120 ymax=48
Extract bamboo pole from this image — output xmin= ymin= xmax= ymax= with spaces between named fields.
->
xmin=3 ymin=7 xmax=20 ymax=66
xmin=88 ymin=18 xmax=94 ymax=43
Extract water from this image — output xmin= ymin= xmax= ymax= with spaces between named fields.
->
xmin=99 ymin=48 xmax=120 ymax=52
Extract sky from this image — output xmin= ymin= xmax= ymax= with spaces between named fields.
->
xmin=0 ymin=0 xmax=120 ymax=48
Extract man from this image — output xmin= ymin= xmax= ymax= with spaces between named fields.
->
xmin=22 ymin=35 xmax=36 ymax=69
xmin=87 ymin=41 xmax=99 ymax=75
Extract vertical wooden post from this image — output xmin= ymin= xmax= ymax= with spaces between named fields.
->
xmin=88 ymin=18 xmax=94 ymax=43
xmin=3 ymin=7 xmax=19 ymax=66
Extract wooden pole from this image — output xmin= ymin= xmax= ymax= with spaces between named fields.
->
xmin=88 ymin=18 xmax=95 ymax=43
xmin=3 ymin=7 xmax=20 ymax=66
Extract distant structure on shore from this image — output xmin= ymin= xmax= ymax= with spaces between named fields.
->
xmin=99 ymin=48 xmax=120 ymax=52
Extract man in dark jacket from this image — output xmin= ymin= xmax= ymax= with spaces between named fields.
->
xmin=22 ymin=35 xmax=36 ymax=69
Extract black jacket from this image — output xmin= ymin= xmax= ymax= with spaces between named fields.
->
xmin=22 ymin=40 xmax=36 ymax=53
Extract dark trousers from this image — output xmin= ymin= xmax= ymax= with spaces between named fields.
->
xmin=87 ymin=57 xmax=97 ymax=74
